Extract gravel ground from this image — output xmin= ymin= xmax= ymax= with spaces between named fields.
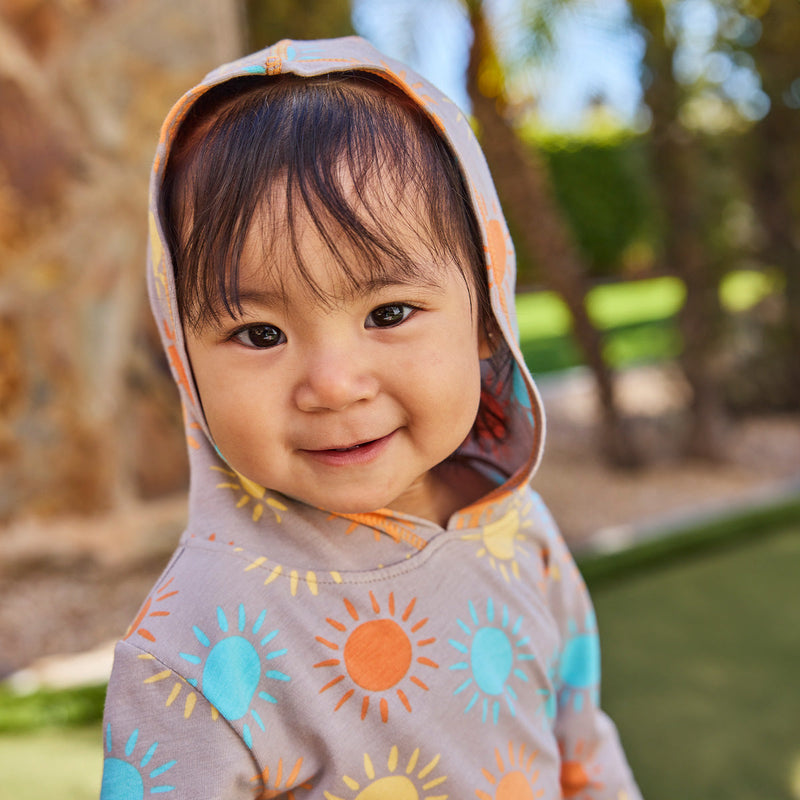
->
xmin=2 ymin=366 xmax=798 ymax=680
xmin=534 ymin=365 xmax=800 ymax=546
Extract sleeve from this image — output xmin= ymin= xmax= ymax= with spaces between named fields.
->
xmin=99 ymin=640 xmax=261 ymax=799
xmin=537 ymin=497 xmax=644 ymax=800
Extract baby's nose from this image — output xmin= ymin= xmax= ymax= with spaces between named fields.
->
xmin=294 ymin=347 xmax=379 ymax=412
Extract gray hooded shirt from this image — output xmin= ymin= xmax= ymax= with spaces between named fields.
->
xmin=100 ymin=36 xmax=642 ymax=800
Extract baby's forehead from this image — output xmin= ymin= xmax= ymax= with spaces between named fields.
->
xmin=237 ymin=227 xmax=452 ymax=309
xmin=236 ymin=182 xmax=458 ymax=294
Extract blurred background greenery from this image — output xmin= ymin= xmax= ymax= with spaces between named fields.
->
xmin=1 ymin=0 xmax=799 ymax=797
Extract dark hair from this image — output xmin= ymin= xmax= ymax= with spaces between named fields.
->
xmin=161 ymin=71 xmax=497 ymax=338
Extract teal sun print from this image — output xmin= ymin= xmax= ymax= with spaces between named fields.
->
xmin=448 ymin=598 xmax=535 ymax=724
xmin=100 ymin=725 xmax=176 ymax=799
xmin=558 ymin=610 xmax=600 ymax=712
xmin=539 ymin=656 xmax=558 ymax=725
xmin=179 ymin=603 xmax=291 ymax=748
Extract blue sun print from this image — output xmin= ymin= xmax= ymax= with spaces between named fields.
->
xmin=179 ymin=603 xmax=291 ymax=747
xmin=558 ymin=611 xmax=600 ymax=712
xmin=100 ymin=725 xmax=177 ymax=799
xmin=448 ymin=598 xmax=535 ymax=724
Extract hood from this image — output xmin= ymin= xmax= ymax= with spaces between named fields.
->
xmin=146 ymin=36 xmax=545 ymax=557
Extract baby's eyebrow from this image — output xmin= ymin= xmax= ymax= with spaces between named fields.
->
xmin=235 ymin=271 xmax=445 ymax=308
xmin=233 ymin=287 xmax=286 ymax=307
xmin=356 ymin=273 xmax=445 ymax=294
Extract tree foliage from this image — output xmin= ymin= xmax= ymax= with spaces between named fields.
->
xmin=630 ymin=0 xmax=800 ymax=430
xmin=244 ymin=0 xmax=353 ymax=50
xmin=535 ymin=134 xmax=659 ymax=278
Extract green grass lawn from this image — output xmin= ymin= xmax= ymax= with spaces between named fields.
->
xmin=592 ymin=519 xmax=800 ymax=799
xmin=0 ymin=684 xmax=106 ymax=800
xmin=0 ymin=727 xmax=102 ymax=800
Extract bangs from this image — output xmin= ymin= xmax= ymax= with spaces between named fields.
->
xmin=162 ymin=73 xmax=485 ymax=329
xmin=242 ymin=190 xmax=450 ymax=313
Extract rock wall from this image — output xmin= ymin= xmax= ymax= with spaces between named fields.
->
xmin=0 ymin=0 xmax=242 ymax=520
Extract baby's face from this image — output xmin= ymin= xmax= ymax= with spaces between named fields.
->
xmin=184 ymin=198 xmax=491 ymax=526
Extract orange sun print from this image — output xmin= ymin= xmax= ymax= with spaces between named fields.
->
xmin=125 ymin=577 xmax=178 ymax=643
xmin=476 ymin=741 xmax=544 ymax=800
xmin=473 ymin=192 xmax=514 ymax=333
xmin=559 ymin=740 xmax=604 ymax=799
xmin=315 ymin=592 xmax=439 ymax=722
xmin=252 ymin=756 xmax=312 ymax=799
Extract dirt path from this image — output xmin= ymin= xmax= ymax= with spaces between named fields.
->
xmin=534 ymin=365 xmax=800 ymax=547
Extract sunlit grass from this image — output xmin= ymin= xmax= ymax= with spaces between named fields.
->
xmin=0 ymin=684 xmax=106 ymax=733
xmin=585 ymin=275 xmax=685 ymax=328
xmin=720 ymin=268 xmax=784 ymax=312
xmin=515 ymin=289 xmax=574 ymax=339
xmin=515 ymin=270 xmax=781 ymax=374
xmin=0 ymin=727 xmax=102 ymax=800
xmin=0 ymin=683 xmax=106 ymax=799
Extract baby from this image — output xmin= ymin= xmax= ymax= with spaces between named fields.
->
xmin=100 ymin=37 xmax=641 ymax=799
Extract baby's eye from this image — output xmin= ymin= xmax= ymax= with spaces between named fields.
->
xmin=232 ymin=324 xmax=285 ymax=348
xmin=366 ymin=303 xmax=415 ymax=328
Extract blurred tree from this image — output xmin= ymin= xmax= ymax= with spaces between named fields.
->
xmin=536 ymin=133 xmax=658 ymax=279
xmin=629 ymin=0 xmax=732 ymax=459
xmin=744 ymin=0 xmax=800 ymax=409
xmin=631 ymin=0 xmax=800 ymax=450
xmin=465 ymin=0 xmax=640 ymax=466
xmin=244 ymin=0 xmax=353 ymax=49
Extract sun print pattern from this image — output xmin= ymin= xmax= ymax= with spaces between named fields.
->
xmin=460 ymin=498 xmax=536 ymax=583
xmin=558 ymin=612 xmax=600 ymax=713
xmin=559 ymin=740 xmax=604 ymax=799
xmin=100 ymin=725 xmax=177 ymax=799
xmin=324 ymin=746 xmax=448 ymax=800
xmin=251 ymin=756 xmax=312 ymax=799
xmin=213 ymin=466 xmax=288 ymax=522
xmin=315 ymin=591 xmax=438 ymax=723
xmin=449 ymin=598 xmax=535 ymax=725
xmin=139 ymin=655 xmax=208 ymax=722
xmin=474 ymin=192 xmax=515 ymax=332
xmin=244 ymin=555 xmax=336 ymax=597
xmin=124 ymin=577 xmax=178 ymax=643
xmin=476 ymin=741 xmax=544 ymax=800
xmin=178 ymin=604 xmax=291 ymax=748
xmin=330 ymin=510 xmax=427 ymax=549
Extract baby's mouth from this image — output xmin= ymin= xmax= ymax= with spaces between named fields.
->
xmin=328 ymin=441 xmax=373 ymax=452
xmin=301 ymin=432 xmax=396 ymax=463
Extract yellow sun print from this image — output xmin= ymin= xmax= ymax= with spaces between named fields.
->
xmin=324 ymin=746 xmax=448 ymax=800
xmin=460 ymin=499 xmax=535 ymax=583
xmin=213 ymin=466 xmax=288 ymax=522
xmin=315 ymin=591 xmax=439 ymax=723
xmin=138 ymin=654 xmax=217 ymax=722
xmin=243 ymin=556 xmax=327 ymax=598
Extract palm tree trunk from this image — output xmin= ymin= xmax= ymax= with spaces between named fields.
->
xmin=632 ymin=0 xmax=727 ymax=459
xmin=466 ymin=3 xmax=639 ymax=466
xmin=749 ymin=0 xmax=800 ymax=409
